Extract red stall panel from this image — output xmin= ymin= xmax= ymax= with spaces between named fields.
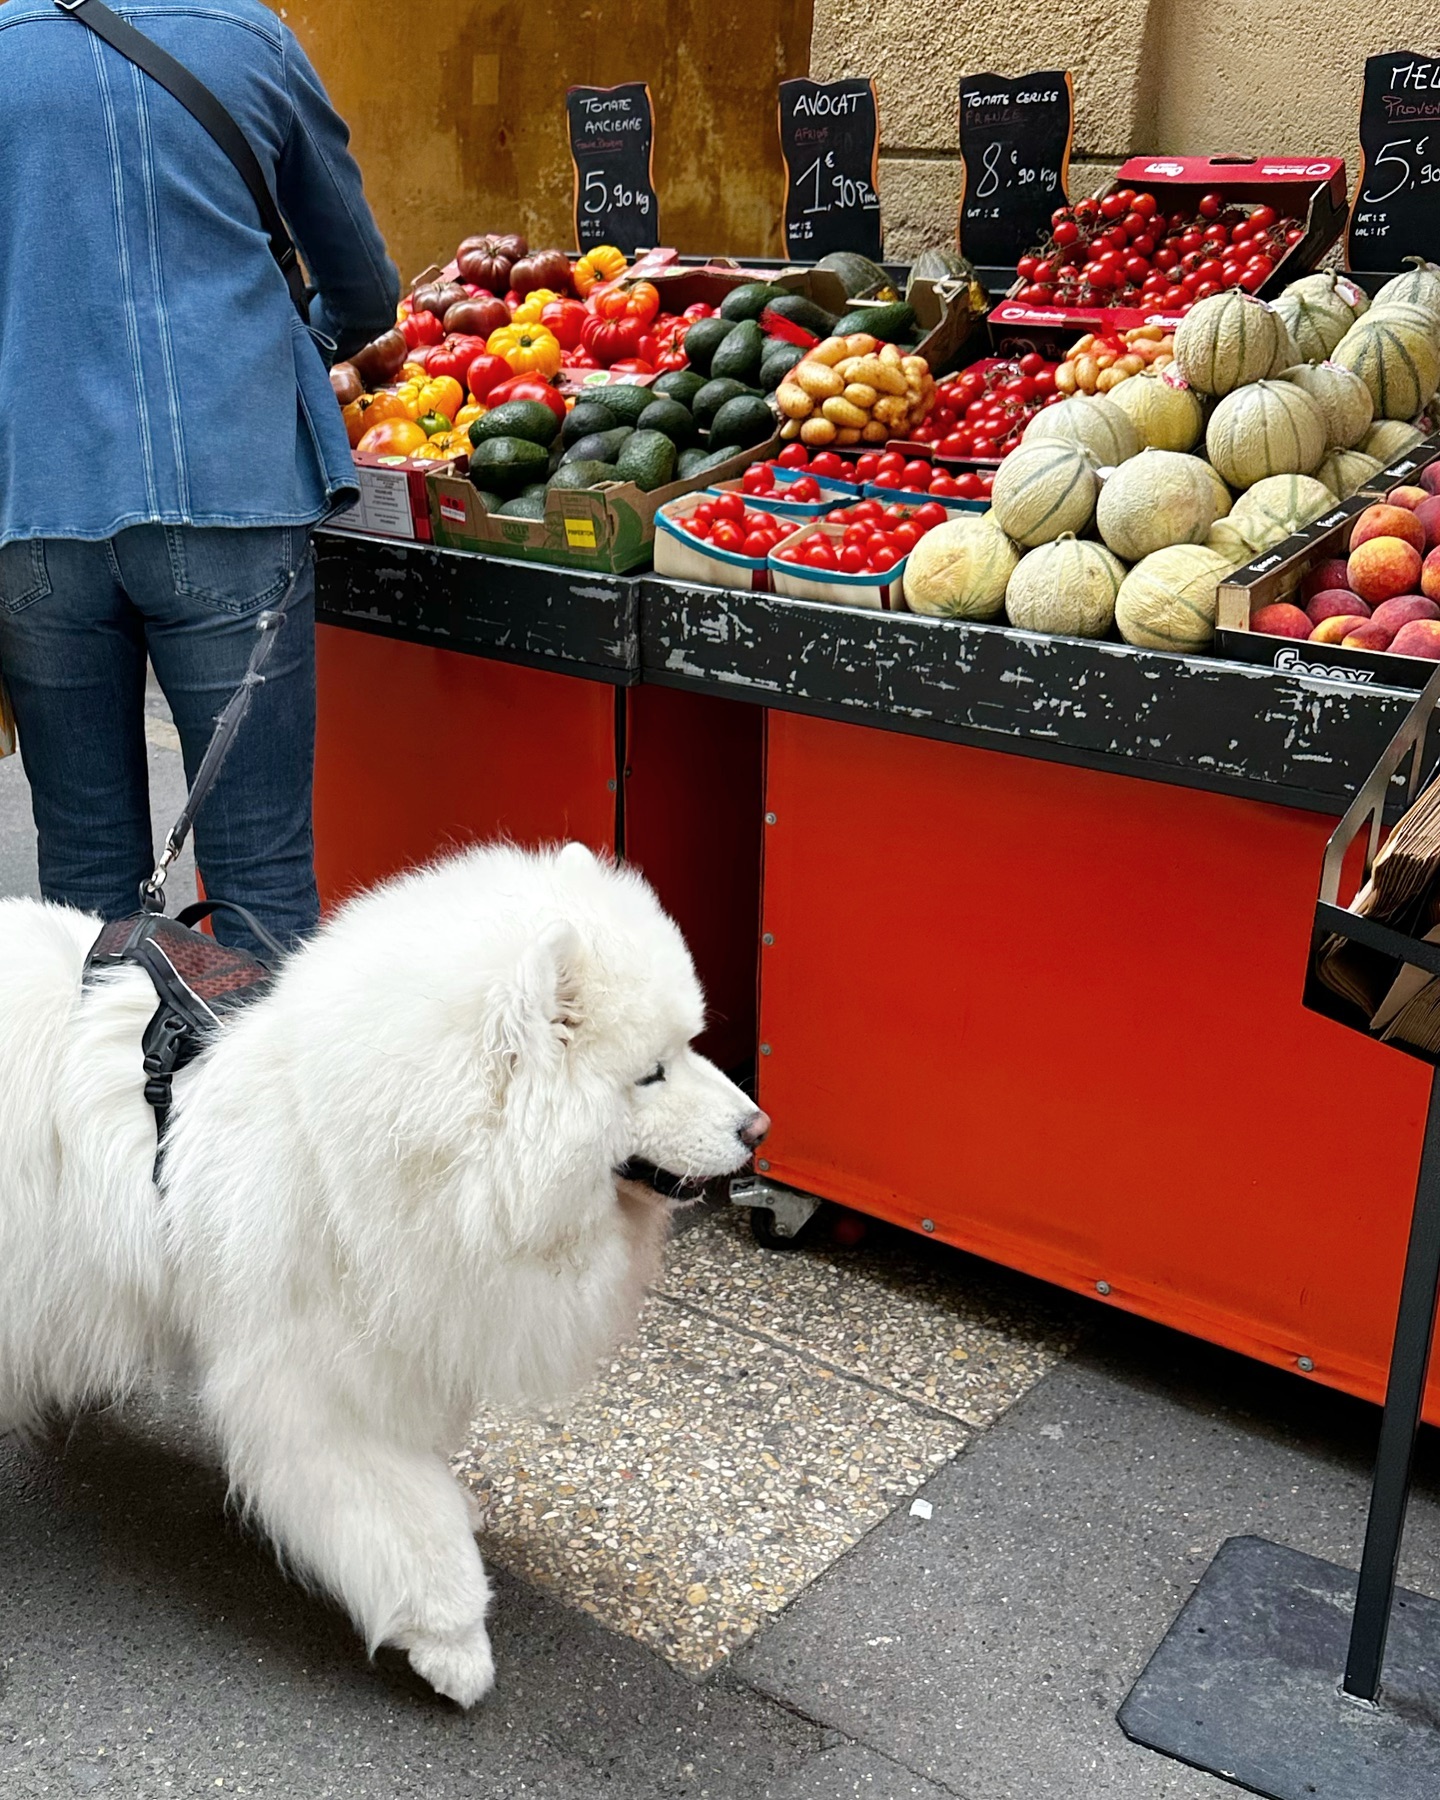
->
xmin=313 ymin=627 xmax=620 ymax=904
xmin=758 ymin=709 xmax=1437 ymax=1418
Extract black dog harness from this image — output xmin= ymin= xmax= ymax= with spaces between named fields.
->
xmin=85 ymin=903 xmax=276 ymax=1164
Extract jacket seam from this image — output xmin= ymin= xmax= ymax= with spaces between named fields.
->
xmin=133 ymin=71 xmax=191 ymax=514
xmin=92 ymin=31 xmax=161 ymax=516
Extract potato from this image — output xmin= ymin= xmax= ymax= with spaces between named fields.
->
xmin=821 ymin=395 xmax=868 ymax=428
xmin=835 ymin=427 xmax=862 ymax=445
xmin=844 ymin=382 xmax=879 ymax=408
xmin=810 ymin=337 xmax=852 ymax=367
xmin=861 ymin=420 xmax=888 ymax=442
xmin=796 ymin=361 xmax=845 ymax=400
xmin=799 ymin=415 xmax=838 ymax=445
xmin=776 ymin=382 xmax=814 ymax=419
xmin=848 ymin=355 xmax=906 ymax=395
xmin=845 ymin=333 xmax=878 ymax=355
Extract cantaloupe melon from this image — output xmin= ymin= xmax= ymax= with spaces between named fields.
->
xmin=1371 ymin=258 xmax=1440 ymax=319
xmin=902 ymin=516 xmax=1019 ymax=619
xmin=1277 ymin=361 xmax=1373 ymax=448
xmin=1173 ymin=290 xmax=1286 ymax=395
xmin=1004 ymin=535 xmax=1127 ymax=638
xmin=1363 ymin=419 xmax=1425 ymax=462
xmin=1274 ymin=272 xmax=1367 ymax=363
xmin=1114 ymin=545 xmax=1232 ymax=652
xmin=1315 ymin=448 xmax=1383 ymax=499
xmin=1284 ymin=270 xmax=1369 ymax=321
xmin=1197 ymin=460 xmax=1233 ymax=519
xmin=988 ymin=441 xmax=1097 ymax=548
xmin=1205 ymin=380 xmax=1327 ymax=487
xmin=1229 ymin=474 xmax=1337 ymax=551
xmin=1332 ymin=315 xmax=1440 ymax=419
xmin=1104 ymin=372 xmax=1203 ymax=453
xmin=1267 ymin=317 xmax=1301 ymax=378
xmin=1021 ymin=393 xmax=1139 ymax=466
xmin=1096 ymin=449 xmax=1218 ymax=560
xmin=1205 ymin=519 xmax=1258 ymax=567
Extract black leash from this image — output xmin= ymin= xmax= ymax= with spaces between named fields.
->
xmin=140 ymin=607 xmax=286 ymax=919
xmin=55 ymin=0 xmax=312 ymax=321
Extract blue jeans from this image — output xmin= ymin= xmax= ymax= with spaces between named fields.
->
xmin=0 ymin=525 xmax=319 ymax=956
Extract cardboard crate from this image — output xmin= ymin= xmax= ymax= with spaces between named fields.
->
xmin=428 ymin=436 xmax=778 ymax=574
xmin=329 ymin=452 xmax=462 ymax=542
xmin=988 ymin=154 xmax=1347 ymax=361
xmin=1215 ymin=440 xmax=1440 ymax=688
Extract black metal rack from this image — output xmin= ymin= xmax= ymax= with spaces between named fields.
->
xmin=1121 ymin=665 xmax=1440 ymax=1799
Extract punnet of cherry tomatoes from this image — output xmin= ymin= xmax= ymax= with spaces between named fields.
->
xmin=774 ymin=499 xmax=952 ymax=577
xmin=927 ymin=357 xmax=1061 ymax=464
xmin=1012 ymin=187 xmax=1306 ymax=312
xmin=744 ymin=447 xmax=988 ymax=504
xmin=669 ymin=491 xmax=791 ymax=561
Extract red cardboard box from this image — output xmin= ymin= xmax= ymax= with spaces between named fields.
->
xmin=331 ymin=453 xmax=462 ymax=542
xmin=989 ymin=153 xmax=1347 ymax=360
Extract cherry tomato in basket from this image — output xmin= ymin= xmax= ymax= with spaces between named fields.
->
xmin=742 ymin=530 xmax=773 ymax=558
xmin=892 ymin=522 xmax=922 ymax=553
xmin=839 ymin=545 xmax=867 ymax=575
xmin=777 ymin=444 xmax=809 ymax=468
xmin=711 ymin=521 xmax=745 ymax=553
xmin=803 ymin=537 xmax=837 ymax=569
xmin=855 ymin=453 xmax=882 ymax=481
xmin=928 ymin=474 xmax=964 ymax=499
xmin=870 ymin=470 xmax=902 ymax=489
xmin=711 ymin=490 xmax=745 ymax=521
xmin=913 ymin=502 xmax=948 ymax=530
xmin=867 ymin=540 xmax=901 ymax=573
xmin=901 ymin=460 xmax=933 ymax=489
xmin=742 ymin=465 xmax=774 ymax=495
xmin=881 ymin=504 xmax=910 ymax=525
xmin=877 ymin=451 xmax=907 ymax=476
xmin=809 ymin=452 xmax=846 ymax=479
xmin=851 ymin=499 xmax=883 ymax=522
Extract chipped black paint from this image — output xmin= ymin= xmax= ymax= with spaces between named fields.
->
xmin=640 ymin=581 xmax=1416 ymax=814
xmin=314 ymin=531 xmax=640 ymax=684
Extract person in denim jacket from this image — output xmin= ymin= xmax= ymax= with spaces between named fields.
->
xmin=0 ymin=0 xmax=398 ymax=951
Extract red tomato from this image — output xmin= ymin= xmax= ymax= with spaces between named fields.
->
xmin=786 ymin=476 xmax=821 ymax=501
xmin=1198 ymin=192 xmax=1225 ymax=219
xmin=809 ymin=452 xmax=845 ymax=479
xmin=711 ymin=491 xmax=745 ymax=521
xmin=867 ymin=539 xmax=900 ymax=572
xmin=870 ymin=470 xmax=902 ymax=489
xmin=777 ymin=443 xmax=809 ymax=468
xmin=928 ymin=476 xmax=963 ymax=499
xmin=485 ymin=375 xmax=568 ymax=420
xmin=892 ymin=522 xmax=921 ymax=552
xmin=901 ymin=460 xmax=933 ymax=489
xmin=881 ymin=504 xmax=910 ymax=524
xmin=877 ymin=451 xmax=907 ymax=475
xmin=1250 ymin=204 xmax=1278 ymax=231
xmin=711 ymin=521 xmax=745 ymax=553
xmin=851 ymin=499 xmax=883 ymax=522
xmin=742 ymin=465 xmax=774 ymax=494
xmin=774 ymin=545 xmax=799 ymax=562
xmin=913 ymin=502 xmax=948 ymax=530
xmin=803 ymin=538 xmax=837 ymax=569
xmin=465 ymin=352 xmax=513 ymax=400
xmin=936 ymin=432 xmax=970 ymax=460
xmin=854 ymin=453 xmax=882 ymax=481
xmin=741 ymin=531 xmax=772 ymax=558
xmin=838 ymin=545 xmax=867 ymax=574
xmin=842 ymin=524 xmax=870 ymax=549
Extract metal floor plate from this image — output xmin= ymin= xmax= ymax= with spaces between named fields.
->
xmin=1119 ymin=1535 xmax=1440 ymax=1799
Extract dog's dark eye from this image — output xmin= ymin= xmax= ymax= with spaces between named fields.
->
xmin=637 ymin=1063 xmax=666 ymax=1087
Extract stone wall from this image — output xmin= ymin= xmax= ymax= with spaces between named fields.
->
xmin=812 ymin=0 xmax=1436 ymax=260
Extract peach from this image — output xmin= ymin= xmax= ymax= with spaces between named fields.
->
xmin=1371 ymin=595 xmax=1440 ymax=634
xmin=1306 ymin=588 xmax=1369 ymax=624
xmin=1391 ymin=619 xmax=1440 ymax=659
xmin=1348 ymin=536 xmax=1424 ymax=603
xmin=1421 ymin=463 xmax=1440 ymax=497
xmin=1350 ymin=503 xmax=1427 ymax=555
xmin=1388 ymin=485 xmax=1431 ymax=510
xmin=1251 ymin=602 xmax=1312 ymax=639
xmin=1422 ymin=547 xmax=1440 ymax=603
xmin=1302 ymin=558 xmax=1355 ymax=601
xmin=1414 ymin=495 xmax=1440 ymax=551
xmin=1310 ymin=614 xmax=1371 ymax=643
xmin=1342 ymin=622 xmax=1396 ymax=652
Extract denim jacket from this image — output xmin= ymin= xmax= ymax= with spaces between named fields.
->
xmin=0 ymin=0 xmax=398 ymax=547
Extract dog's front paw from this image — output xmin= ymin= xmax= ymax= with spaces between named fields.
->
xmin=406 ymin=1621 xmax=496 ymax=1707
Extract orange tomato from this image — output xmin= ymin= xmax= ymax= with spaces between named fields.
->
xmin=355 ymin=418 xmax=427 ymax=457
xmin=342 ymin=390 xmax=409 ymax=448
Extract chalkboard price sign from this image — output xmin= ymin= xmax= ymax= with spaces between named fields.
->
xmin=958 ymin=70 xmax=1074 ymax=269
xmin=1348 ymin=52 xmax=1440 ymax=270
xmin=566 ymin=82 xmax=659 ymax=256
xmin=778 ymin=78 xmax=883 ymax=262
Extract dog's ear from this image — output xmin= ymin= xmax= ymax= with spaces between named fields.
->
xmin=557 ymin=841 xmax=597 ymax=872
xmin=527 ymin=920 xmax=585 ymax=1043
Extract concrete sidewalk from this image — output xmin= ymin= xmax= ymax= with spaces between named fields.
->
xmin=2 ymin=718 xmax=1437 ymax=1799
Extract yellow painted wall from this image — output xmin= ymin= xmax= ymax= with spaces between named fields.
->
xmin=283 ymin=1 xmax=814 ymax=283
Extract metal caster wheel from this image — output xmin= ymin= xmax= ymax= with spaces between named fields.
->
xmin=748 ymin=1203 xmax=819 ymax=1251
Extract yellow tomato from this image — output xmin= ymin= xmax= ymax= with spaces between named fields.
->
xmin=454 ymin=402 xmax=484 ymax=431
xmin=510 ymin=288 xmax=560 ymax=324
xmin=485 ymin=323 xmax=563 ymax=379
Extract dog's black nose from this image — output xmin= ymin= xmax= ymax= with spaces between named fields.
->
xmin=739 ymin=1109 xmax=771 ymax=1149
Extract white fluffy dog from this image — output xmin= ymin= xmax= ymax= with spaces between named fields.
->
xmin=0 ymin=842 xmax=767 ymax=1705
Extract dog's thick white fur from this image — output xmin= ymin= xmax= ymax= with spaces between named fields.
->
xmin=0 ymin=842 xmax=765 ymax=1705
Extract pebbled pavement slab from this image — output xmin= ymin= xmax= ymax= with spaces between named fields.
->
xmin=735 ymin=1312 xmax=1440 ymax=1800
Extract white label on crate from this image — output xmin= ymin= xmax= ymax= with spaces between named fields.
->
xmin=356 ymin=467 xmax=415 ymax=538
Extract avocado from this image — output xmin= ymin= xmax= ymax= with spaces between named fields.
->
xmin=764 ymin=293 xmax=838 ymax=335
xmin=497 ymin=493 xmax=549 ymax=519
xmin=680 ymin=317 xmax=737 ymax=376
xmin=832 ymin=302 xmax=917 ymax=342
xmin=692 ymin=377 xmax=757 ymax=431
xmin=593 ymin=382 xmax=654 ymax=426
xmin=710 ymin=319 xmax=764 ymax=385
xmin=614 ymin=429 xmax=677 ymax=492
xmin=759 ymin=340 xmax=806 ymax=389
xmin=708 ymin=395 xmax=776 ymax=451
xmin=468 ymin=435 xmax=550 ymax=493
xmin=468 ymin=484 xmax=504 ymax=511
xmin=547 ymin=459 xmax=619 ymax=491
xmin=718 ymin=281 xmax=787 ymax=322
xmin=679 ymin=445 xmax=744 ymax=479
xmin=562 ymin=427 xmax=633 ymax=465
xmin=651 ymin=369 xmax=707 ymax=408
xmin=467 ymin=400 xmax=560 ymax=448
xmin=561 ymin=400 xmax=618 ymax=447
xmin=636 ymin=397 xmax=698 ymax=448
